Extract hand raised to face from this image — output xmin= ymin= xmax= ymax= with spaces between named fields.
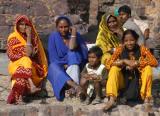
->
xmin=25 ymin=26 xmax=32 ymax=38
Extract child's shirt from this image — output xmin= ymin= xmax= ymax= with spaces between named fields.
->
xmin=81 ymin=63 xmax=107 ymax=97
xmin=81 ymin=63 xmax=107 ymax=80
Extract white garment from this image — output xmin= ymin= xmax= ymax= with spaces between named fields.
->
xmin=134 ymin=19 xmax=149 ymax=34
xmin=86 ymin=63 xmax=105 ymax=76
xmin=123 ymin=18 xmax=145 ymax=45
xmin=85 ymin=63 xmax=105 ymax=97
xmin=152 ymin=67 xmax=160 ymax=80
xmin=66 ymin=65 xmax=80 ymax=84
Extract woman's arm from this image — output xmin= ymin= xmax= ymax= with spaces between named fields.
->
xmin=69 ymin=27 xmax=77 ymax=50
xmin=105 ymin=46 xmax=123 ymax=69
xmin=139 ymin=46 xmax=158 ymax=68
xmin=7 ymin=37 xmax=25 ymax=61
xmin=25 ymin=26 xmax=33 ymax=57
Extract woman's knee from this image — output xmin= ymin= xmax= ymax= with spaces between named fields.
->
xmin=20 ymin=56 xmax=32 ymax=64
xmin=109 ymin=66 xmax=121 ymax=75
xmin=143 ymin=65 xmax=152 ymax=74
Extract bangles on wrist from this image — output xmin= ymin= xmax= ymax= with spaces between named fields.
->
xmin=26 ymin=43 xmax=32 ymax=46
xmin=134 ymin=60 xmax=139 ymax=66
xmin=115 ymin=60 xmax=122 ymax=65
xmin=71 ymin=35 xmax=76 ymax=38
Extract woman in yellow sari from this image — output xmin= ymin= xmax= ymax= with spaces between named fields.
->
xmin=103 ymin=29 xmax=158 ymax=111
xmin=7 ymin=15 xmax=48 ymax=104
xmin=96 ymin=14 xmax=123 ymax=64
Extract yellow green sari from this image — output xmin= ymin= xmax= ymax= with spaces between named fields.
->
xmin=96 ymin=14 xmax=121 ymax=64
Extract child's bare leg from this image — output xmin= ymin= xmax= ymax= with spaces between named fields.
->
xmin=28 ymin=78 xmax=41 ymax=93
xmin=80 ymin=78 xmax=88 ymax=95
xmin=94 ymin=81 xmax=101 ymax=98
xmin=92 ymin=81 xmax=102 ymax=104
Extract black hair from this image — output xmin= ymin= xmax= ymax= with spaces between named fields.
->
xmin=122 ymin=29 xmax=139 ymax=43
xmin=88 ymin=46 xmax=103 ymax=58
xmin=118 ymin=5 xmax=131 ymax=15
xmin=55 ymin=16 xmax=72 ymax=27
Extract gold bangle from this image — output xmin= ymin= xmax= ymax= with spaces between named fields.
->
xmin=134 ymin=61 xmax=139 ymax=66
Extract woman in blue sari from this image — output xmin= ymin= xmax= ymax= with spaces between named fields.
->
xmin=47 ymin=16 xmax=88 ymax=101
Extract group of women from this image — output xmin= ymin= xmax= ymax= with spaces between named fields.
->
xmin=6 ymin=14 xmax=157 ymax=111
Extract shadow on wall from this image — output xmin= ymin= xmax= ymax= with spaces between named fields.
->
xmin=82 ymin=25 xmax=99 ymax=43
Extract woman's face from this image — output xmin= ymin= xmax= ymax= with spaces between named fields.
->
xmin=17 ymin=20 xmax=28 ymax=33
xmin=57 ymin=19 xmax=69 ymax=36
xmin=123 ymin=33 xmax=137 ymax=50
xmin=107 ymin=16 xmax=118 ymax=32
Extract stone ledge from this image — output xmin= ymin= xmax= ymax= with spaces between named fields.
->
xmin=0 ymin=102 xmax=160 ymax=116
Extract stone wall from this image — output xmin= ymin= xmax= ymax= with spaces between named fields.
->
xmin=0 ymin=0 xmax=160 ymax=49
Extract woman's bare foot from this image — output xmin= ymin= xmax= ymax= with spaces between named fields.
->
xmin=28 ymin=78 xmax=41 ymax=93
xmin=103 ymin=97 xmax=116 ymax=111
xmin=30 ymin=87 xmax=41 ymax=93
xmin=74 ymin=85 xmax=82 ymax=97
xmin=143 ymin=98 xmax=153 ymax=112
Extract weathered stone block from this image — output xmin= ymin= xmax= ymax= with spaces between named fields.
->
xmin=24 ymin=107 xmax=38 ymax=116
xmin=0 ymin=26 xmax=10 ymax=39
xmin=31 ymin=2 xmax=49 ymax=16
xmin=52 ymin=0 xmax=69 ymax=15
xmin=0 ymin=15 xmax=7 ymax=26
xmin=38 ymin=106 xmax=51 ymax=116
xmin=49 ymin=105 xmax=73 ymax=116
xmin=34 ymin=16 xmax=51 ymax=25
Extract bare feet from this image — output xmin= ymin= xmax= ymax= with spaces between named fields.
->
xmin=143 ymin=98 xmax=153 ymax=112
xmin=30 ymin=86 xmax=41 ymax=93
xmin=28 ymin=78 xmax=41 ymax=93
xmin=103 ymin=97 xmax=116 ymax=111
xmin=74 ymin=85 xmax=83 ymax=97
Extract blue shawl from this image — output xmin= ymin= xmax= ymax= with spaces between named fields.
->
xmin=48 ymin=32 xmax=88 ymax=66
xmin=47 ymin=31 xmax=88 ymax=101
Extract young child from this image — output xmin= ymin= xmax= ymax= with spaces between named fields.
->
xmin=80 ymin=46 xmax=107 ymax=105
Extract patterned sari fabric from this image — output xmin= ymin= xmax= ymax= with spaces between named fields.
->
xmin=96 ymin=14 xmax=122 ymax=64
xmin=7 ymin=15 xmax=48 ymax=104
xmin=106 ymin=45 xmax=158 ymax=100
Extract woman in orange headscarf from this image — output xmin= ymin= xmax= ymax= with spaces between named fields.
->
xmin=7 ymin=15 xmax=48 ymax=104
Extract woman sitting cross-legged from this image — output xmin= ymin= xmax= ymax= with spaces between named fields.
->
xmin=7 ymin=15 xmax=48 ymax=104
xmin=103 ymin=29 xmax=158 ymax=111
xmin=47 ymin=16 xmax=88 ymax=101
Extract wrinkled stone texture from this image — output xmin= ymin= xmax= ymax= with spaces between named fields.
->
xmin=0 ymin=0 xmax=160 ymax=49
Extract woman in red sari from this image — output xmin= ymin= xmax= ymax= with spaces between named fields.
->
xmin=7 ymin=15 xmax=48 ymax=104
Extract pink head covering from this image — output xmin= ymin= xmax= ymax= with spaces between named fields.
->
xmin=15 ymin=15 xmax=32 ymax=27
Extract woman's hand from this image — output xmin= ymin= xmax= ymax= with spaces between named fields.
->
xmin=25 ymin=45 xmax=32 ymax=57
xmin=123 ymin=59 xmax=139 ymax=69
xmin=26 ymin=26 xmax=32 ymax=38
xmin=70 ymin=26 xmax=77 ymax=36
xmin=113 ymin=59 xmax=124 ymax=67
xmin=69 ymin=26 xmax=77 ymax=50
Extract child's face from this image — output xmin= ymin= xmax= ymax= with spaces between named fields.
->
xmin=88 ymin=53 xmax=100 ymax=67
